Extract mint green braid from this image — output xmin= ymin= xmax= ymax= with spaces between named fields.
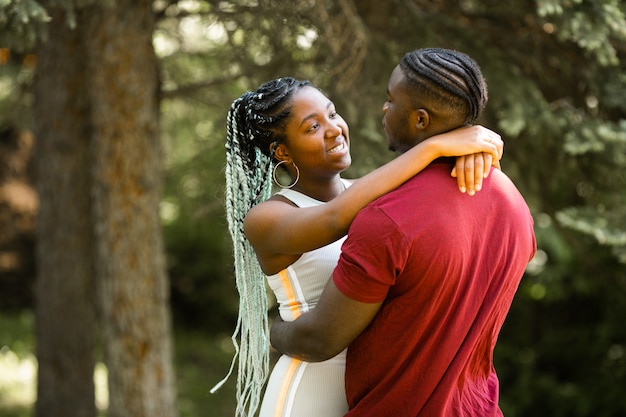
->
xmin=215 ymin=77 xmax=312 ymax=416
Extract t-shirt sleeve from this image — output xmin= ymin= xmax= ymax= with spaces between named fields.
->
xmin=333 ymin=205 xmax=409 ymax=303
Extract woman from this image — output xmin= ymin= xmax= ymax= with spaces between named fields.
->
xmin=217 ymin=77 xmax=502 ymax=416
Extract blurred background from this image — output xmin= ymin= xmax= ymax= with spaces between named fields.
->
xmin=0 ymin=0 xmax=625 ymax=416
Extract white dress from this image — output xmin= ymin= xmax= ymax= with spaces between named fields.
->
xmin=258 ymin=183 xmax=350 ymax=417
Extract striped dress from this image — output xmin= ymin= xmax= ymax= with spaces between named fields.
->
xmin=259 ymin=183 xmax=350 ymax=417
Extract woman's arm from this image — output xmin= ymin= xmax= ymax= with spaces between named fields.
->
xmin=245 ymin=125 xmax=502 ymax=273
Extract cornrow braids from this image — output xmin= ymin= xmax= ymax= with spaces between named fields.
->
xmin=400 ymin=48 xmax=488 ymax=125
xmin=217 ymin=77 xmax=312 ymax=416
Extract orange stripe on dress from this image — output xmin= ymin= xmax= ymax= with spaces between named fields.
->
xmin=273 ymin=357 xmax=302 ymax=417
xmin=273 ymin=269 xmax=303 ymax=417
xmin=278 ymin=269 xmax=302 ymax=320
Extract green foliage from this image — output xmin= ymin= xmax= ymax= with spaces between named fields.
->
xmin=557 ymin=207 xmax=626 ymax=262
xmin=0 ymin=0 xmax=113 ymax=50
xmin=173 ymin=327 xmax=238 ymax=416
xmin=0 ymin=311 xmax=33 ymax=358
xmin=0 ymin=42 xmax=37 ymax=137
xmin=0 ymin=0 xmax=49 ymax=50
xmin=538 ymin=0 xmax=626 ymax=66
xmin=498 ymin=247 xmax=626 ymax=417
xmin=160 ymin=96 xmax=239 ymax=330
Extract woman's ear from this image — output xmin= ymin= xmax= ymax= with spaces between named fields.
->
xmin=270 ymin=141 xmax=290 ymax=162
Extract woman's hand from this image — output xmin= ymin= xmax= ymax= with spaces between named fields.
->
xmin=451 ymin=152 xmax=502 ymax=195
xmin=426 ymin=125 xmax=503 ymax=195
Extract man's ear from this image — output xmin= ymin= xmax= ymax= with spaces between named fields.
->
xmin=413 ymin=109 xmax=430 ymax=130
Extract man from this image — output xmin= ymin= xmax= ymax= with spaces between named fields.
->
xmin=270 ymin=48 xmax=536 ymax=416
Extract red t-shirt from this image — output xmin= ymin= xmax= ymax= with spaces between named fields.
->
xmin=333 ymin=161 xmax=536 ymax=417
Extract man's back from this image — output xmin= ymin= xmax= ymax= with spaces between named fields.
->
xmin=333 ymin=160 xmax=536 ymax=417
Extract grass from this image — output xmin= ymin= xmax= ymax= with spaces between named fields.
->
xmin=0 ymin=311 xmax=35 ymax=417
xmin=0 ymin=310 xmax=238 ymax=417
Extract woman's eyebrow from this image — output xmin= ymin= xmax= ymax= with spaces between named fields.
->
xmin=299 ymin=101 xmax=333 ymax=128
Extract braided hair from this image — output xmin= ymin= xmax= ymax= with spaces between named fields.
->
xmin=216 ymin=77 xmax=312 ymax=416
xmin=399 ymin=48 xmax=488 ymax=125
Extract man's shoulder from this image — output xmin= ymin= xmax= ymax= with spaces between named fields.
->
xmin=381 ymin=162 xmax=454 ymax=199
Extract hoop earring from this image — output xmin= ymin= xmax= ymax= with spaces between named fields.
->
xmin=272 ymin=160 xmax=300 ymax=189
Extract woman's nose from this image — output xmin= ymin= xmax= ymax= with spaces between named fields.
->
xmin=325 ymin=121 xmax=342 ymax=138
xmin=382 ymin=102 xmax=389 ymax=112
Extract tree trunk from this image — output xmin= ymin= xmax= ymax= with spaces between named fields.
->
xmin=33 ymin=1 xmax=177 ymax=416
xmin=33 ymin=6 xmax=97 ymax=417
xmin=83 ymin=1 xmax=178 ymax=417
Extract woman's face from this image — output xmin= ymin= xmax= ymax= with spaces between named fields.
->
xmin=282 ymin=86 xmax=351 ymax=179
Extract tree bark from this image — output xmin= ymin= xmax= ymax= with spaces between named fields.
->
xmin=33 ymin=6 xmax=97 ymax=417
xmin=84 ymin=1 xmax=178 ymax=416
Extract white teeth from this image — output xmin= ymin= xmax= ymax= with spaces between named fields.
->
xmin=328 ymin=142 xmax=345 ymax=153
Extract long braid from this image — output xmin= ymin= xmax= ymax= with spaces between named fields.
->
xmin=215 ymin=77 xmax=312 ymax=416
xmin=400 ymin=48 xmax=488 ymax=124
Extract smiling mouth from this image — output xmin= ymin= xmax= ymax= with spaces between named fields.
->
xmin=328 ymin=142 xmax=346 ymax=153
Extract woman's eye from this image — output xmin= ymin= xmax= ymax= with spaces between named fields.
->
xmin=306 ymin=123 xmax=319 ymax=132
xmin=330 ymin=111 xmax=338 ymax=118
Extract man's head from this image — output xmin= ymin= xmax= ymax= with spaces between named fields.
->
xmin=382 ymin=48 xmax=488 ymax=153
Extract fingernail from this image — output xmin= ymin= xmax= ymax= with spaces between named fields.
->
xmin=468 ymin=189 xmax=475 ymax=196
xmin=460 ymin=187 xmax=466 ymax=193
xmin=475 ymin=184 xmax=481 ymax=191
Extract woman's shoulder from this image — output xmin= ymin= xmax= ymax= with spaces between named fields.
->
xmin=246 ymin=195 xmax=296 ymax=223
xmin=247 ymin=195 xmax=297 ymax=219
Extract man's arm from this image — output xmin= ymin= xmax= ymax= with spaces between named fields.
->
xmin=270 ymin=278 xmax=382 ymax=362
